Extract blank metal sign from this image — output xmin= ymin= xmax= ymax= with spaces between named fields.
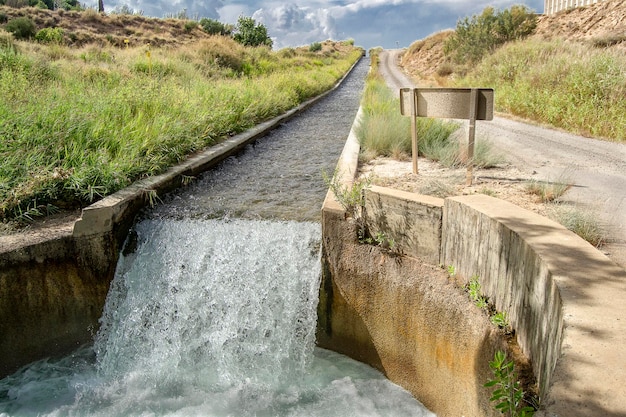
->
xmin=413 ymin=88 xmax=494 ymax=121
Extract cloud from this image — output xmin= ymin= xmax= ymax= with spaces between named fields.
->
xmin=83 ymin=0 xmax=545 ymax=50
xmin=252 ymin=4 xmax=339 ymax=48
xmin=96 ymin=0 xmax=224 ymax=19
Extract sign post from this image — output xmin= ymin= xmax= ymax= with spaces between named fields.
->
xmin=400 ymin=87 xmax=494 ymax=185
xmin=400 ymin=88 xmax=418 ymax=174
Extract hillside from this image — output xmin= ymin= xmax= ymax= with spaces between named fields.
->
xmin=0 ymin=6 xmax=216 ymax=47
xmin=401 ymin=0 xmax=626 ymax=84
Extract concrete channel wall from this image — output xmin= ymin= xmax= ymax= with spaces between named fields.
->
xmin=319 ymin=116 xmax=626 ymax=415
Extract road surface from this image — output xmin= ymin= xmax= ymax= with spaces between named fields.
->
xmin=379 ymin=49 xmax=626 ymax=269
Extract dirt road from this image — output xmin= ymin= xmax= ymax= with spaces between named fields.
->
xmin=379 ymin=49 xmax=626 ymax=269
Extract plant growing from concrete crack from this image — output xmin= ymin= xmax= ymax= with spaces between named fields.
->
xmin=143 ymin=189 xmax=162 ymax=208
xmin=485 ymin=350 xmax=535 ymax=417
xmin=322 ymin=169 xmax=371 ymax=219
xmin=467 ymin=276 xmax=489 ymax=310
xmin=491 ymin=311 xmax=510 ymax=330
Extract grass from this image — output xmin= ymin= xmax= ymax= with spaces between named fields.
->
xmin=525 ymin=178 xmax=572 ymax=203
xmin=547 ymin=204 xmax=605 ymax=247
xmin=0 ymin=35 xmax=363 ymax=225
xmin=457 ymin=38 xmax=626 ymax=142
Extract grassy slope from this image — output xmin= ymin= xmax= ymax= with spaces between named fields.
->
xmin=400 ymin=1 xmax=626 ymax=142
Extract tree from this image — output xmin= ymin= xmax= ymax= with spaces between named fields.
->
xmin=6 ymin=16 xmax=36 ymax=39
xmin=233 ymin=16 xmax=272 ymax=48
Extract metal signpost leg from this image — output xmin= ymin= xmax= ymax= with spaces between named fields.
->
xmin=466 ymin=88 xmax=478 ymax=186
xmin=411 ymin=91 xmax=418 ymax=174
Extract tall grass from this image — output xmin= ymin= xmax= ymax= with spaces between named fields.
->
xmin=0 ymin=37 xmax=363 ymax=223
xmin=458 ymin=38 xmax=626 ymax=141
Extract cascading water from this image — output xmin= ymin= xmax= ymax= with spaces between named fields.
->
xmin=0 ymin=59 xmax=435 ymax=416
xmin=0 ymin=218 xmax=433 ymax=416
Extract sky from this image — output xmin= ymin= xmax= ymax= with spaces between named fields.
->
xmin=84 ymin=0 xmax=545 ymax=51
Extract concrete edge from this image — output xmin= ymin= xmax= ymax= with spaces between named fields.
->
xmin=322 ymin=106 xmax=363 ymax=215
xmin=446 ymin=194 xmax=626 ymax=416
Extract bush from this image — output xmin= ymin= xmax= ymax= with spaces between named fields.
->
xmin=35 ymin=27 xmax=64 ymax=44
xmin=444 ymin=5 xmax=536 ymax=64
xmin=309 ymin=42 xmax=322 ymax=52
xmin=184 ymin=21 xmax=198 ymax=33
xmin=6 ymin=17 xmax=37 ymax=40
xmin=0 ymin=12 xmax=8 ymax=24
xmin=199 ymin=18 xmax=232 ymax=36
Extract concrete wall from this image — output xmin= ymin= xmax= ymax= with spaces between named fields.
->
xmin=319 ymin=114 xmax=626 ymax=416
xmin=318 ymin=201 xmax=506 ymax=416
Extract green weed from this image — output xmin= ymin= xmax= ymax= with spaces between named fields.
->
xmin=485 ymin=351 xmax=535 ymax=417
xmin=322 ymin=169 xmax=371 ymax=219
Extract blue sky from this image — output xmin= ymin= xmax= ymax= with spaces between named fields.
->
xmin=84 ymin=0 xmax=545 ymax=50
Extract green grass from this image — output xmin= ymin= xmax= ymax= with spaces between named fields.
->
xmin=525 ymin=177 xmax=572 ymax=203
xmin=0 ymin=38 xmax=362 ymax=224
xmin=458 ymin=38 xmax=626 ymax=141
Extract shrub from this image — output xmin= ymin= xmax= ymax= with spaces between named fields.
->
xmin=184 ymin=21 xmax=198 ymax=33
xmin=199 ymin=18 xmax=232 ymax=36
xmin=35 ymin=27 xmax=64 ymax=44
xmin=197 ymin=37 xmax=245 ymax=73
xmin=309 ymin=42 xmax=322 ymax=52
xmin=444 ymin=5 xmax=536 ymax=64
xmin=436 ymin=62 xmax=454 ymax=77
xmin=0 ymin=12 xmax=8 ymax=24
xmin=6 ymin=17 xmax=37 ymax=40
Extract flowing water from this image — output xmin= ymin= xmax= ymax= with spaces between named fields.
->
xmin=0 ymin=59 xmax=435 ymax=417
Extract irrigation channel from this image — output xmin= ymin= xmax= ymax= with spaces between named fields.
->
xmin=0 ymin=60 xmax=434 ymax=416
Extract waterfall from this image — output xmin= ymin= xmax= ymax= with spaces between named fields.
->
xmin=0 ymin=218 xmax=434 ymax=417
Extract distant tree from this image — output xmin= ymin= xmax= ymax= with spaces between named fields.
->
xmin=199 ymin=18 xmax=232 ymax=36
xmin=233 ymin=16 xmax=272 ymax=48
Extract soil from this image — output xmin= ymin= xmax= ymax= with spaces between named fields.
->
xmin=359 ymin=157 xmax=549 ymax=216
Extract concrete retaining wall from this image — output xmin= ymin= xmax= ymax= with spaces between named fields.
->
xmin=319 ymin=113 xmax=626 ymax=415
